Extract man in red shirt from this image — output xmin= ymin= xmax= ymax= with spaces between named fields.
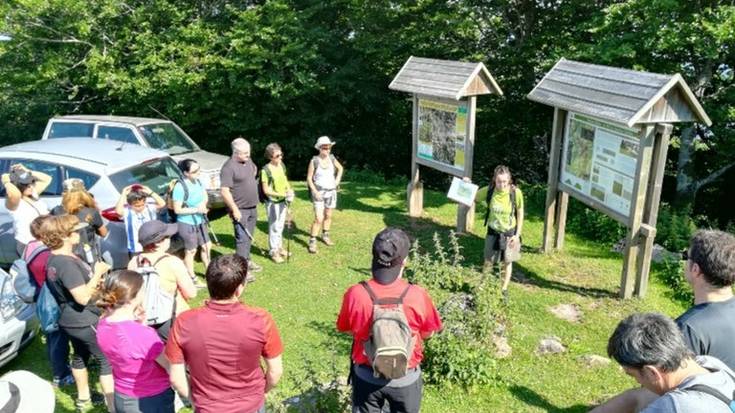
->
xmin=165 ymin=254 xmax=283 ymax=413
xmin=337 ymin=227 xmax=442 ymax=413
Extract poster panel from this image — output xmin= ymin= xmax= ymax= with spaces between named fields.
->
xmin=560 ymin=112 xmax=641 ymax=219
xmin=417 ymin=98 xmax=468 ymax=173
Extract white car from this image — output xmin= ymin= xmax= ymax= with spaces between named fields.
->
xmin=0 ymin=267 xmax=38 ymax=369
xmin=0 ymin=138 xmax=184 ymax=269
xmin=41 ymin=115 xmax=229 ymax=209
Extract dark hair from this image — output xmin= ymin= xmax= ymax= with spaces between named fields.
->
xmin=206 ymin=254 xmax=248 ymax=300
xmin=127 ymin=188 xmax=148 ymax=204
xmin=178 ymin=158 xmax=198 ymax=174
xmin=689 ymin=230 xmax=735 ymax=288
xmin=16 ymin=182 xmax=32 ymax=195
xmin=607 ymin=312 xmax=691 ymax=373
xmin=265 ymin=143 xmax=282 ymax=160
xmin=492 ymin=165 xmax=512 ymax=186
xmin=97 ymin=270 xmax=144 ymax=311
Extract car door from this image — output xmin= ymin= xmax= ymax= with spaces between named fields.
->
xmin=94 ymin=123 xmax=143 ymax=145
xmin=0 ymin=159 xmax=63 ymax=265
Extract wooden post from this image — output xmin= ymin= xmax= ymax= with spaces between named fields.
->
xmin=620 ymin=124 xmax=656 ymax=299
xmin=408 ymin=95 xmax=423 ymax=217
xmin=634 ymin=123 xmax=673 ymax=297
xmin=457 ymin=96 xmax=477 ymax=233
xmin=554 ymin=191 xmax=569 ymax=250
xmin=542 ymin=108 xmax=567 ymax=252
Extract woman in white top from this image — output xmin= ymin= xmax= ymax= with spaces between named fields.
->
xmin=2 ymin=163 xmax=52 ymax=256
xmin=305 ymin=136 xmax=344 ymax=254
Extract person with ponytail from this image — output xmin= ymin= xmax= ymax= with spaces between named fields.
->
xmin=96 ymin=270 xmax=174 ymax=413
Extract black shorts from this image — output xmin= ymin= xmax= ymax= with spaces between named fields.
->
xmin=177 ymin=222 xmax=210 ymax=251
xmin=352 ymin=367 xmax=423 ymax=413
xmin=63 ymin=325 xmax=112 ymax=375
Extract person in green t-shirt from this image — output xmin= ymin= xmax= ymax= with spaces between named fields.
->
xmin=473 ymin=165 xmax=524 ymax=303
xmin=261 ymin=143 xmax=294 ymax=263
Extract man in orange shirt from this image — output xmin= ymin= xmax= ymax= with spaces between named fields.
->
xmin=337 ymin=228 xmax=442 ymax=413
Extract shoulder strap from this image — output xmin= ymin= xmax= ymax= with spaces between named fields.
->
xmin=26 ymin=244 xmax=48 ymax=266
xmin=312 ymin=156 xmax=320 ymax=171
xmin=264 ymin=164 xmax=274 ymax=185
xmin=483 ymin=185 xmax=495 ymax=227
xmin=359 ymin=281 xmax=377 ymax=302
xmin=137 ymin=255 xmax=152 ymax=268
xmin=397 ymin=284 xmax=412 ymax=303
xmin=684 ymin=384 xmax=735 ymax=410
xmin=23 ymin=198 xmax=42 ymax=216
xmin=360 ymin=281 xmax=411 ymax=306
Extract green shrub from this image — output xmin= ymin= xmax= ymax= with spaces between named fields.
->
xmin=654 ymin=258 xmax=693 ymax=304
xmin=566 ymin=199 xmax=626 ymax=244
xmin=406 ymin=231 xmax=506 ymax=387
xmin=656 ymin=203 xmax=696 ymax=252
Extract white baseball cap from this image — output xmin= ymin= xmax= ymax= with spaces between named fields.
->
xmin=0 ymin=371 xmax=55 ymax=412
xmin=314 ymin=136 xmax=336 ymax=150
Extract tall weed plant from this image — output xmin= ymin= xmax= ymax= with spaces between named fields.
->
xmin=406 ymin=231 xmax=506 ymax=386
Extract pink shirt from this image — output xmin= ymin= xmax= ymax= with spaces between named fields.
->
xmin=96 ymin=318 xmax=170 ymax=397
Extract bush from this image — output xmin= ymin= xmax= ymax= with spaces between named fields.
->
xmin=406 ymin=231 xmax=506 ymax=387
xmin=566 ymin=199 xmax=627 ymax=244
xmin=654 ymin=258 xmax=693 ymax=304
xmin=656 ymin=203 xmax=696 ymax=252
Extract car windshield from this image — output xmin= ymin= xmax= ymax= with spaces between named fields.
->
xmin=108 ymin=157 xmax=182 ymax=196
xmin=138 ymin=123 xmax=198 ymax=155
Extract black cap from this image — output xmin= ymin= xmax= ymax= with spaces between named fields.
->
xmin=9 ymin=170 xmax=35 ymax=186
xmin=138 ymin=220 xmax=178 ymax=247
xmin=371 ymin=227 xmax=410 ymax=285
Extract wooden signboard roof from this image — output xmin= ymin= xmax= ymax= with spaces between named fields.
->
xmin=527 ymin=58 xmax=711 ymax=127
xmin=389 ymin=56 xmax=503 ymax=100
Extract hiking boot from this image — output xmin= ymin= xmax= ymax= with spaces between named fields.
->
xmin=248 ymin=260 xmax=263 ymax=273
xmin=308 ymin=238 xmax=318 ymax=254
xmin=52 ymin=374 xmax=75 ymax=388
xmin=278 ymin=247 xmax=292 ymax=258
xmin=501 ymin=289 xmax=509 ymax=306
xmin=76 ymin=392 xmax=104 ymax=413
xmin=322 ymin=235 xmax=335 ymax=246
xmin=270 ymin=253 xmax=285 ymax=264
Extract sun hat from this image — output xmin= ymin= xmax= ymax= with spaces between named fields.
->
xmin=371 ymin=227 xmax=411 ymax=285
xmin=314 ymin=136 xmax=336 ymax=150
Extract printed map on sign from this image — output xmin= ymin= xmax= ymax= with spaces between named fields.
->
xmin=561 ymin=112 xmax=640 ymax=219
xmin=417 ymin=99 xmax=468 ymax=172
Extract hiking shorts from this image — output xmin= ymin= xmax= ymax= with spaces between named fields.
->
xmin=352 ymin=366 xmax=423 ymax=413
xmin=484 ymin=229 xmax=515 ymax=264
xmin=312 ymin=188 xmax=337 ymax=216
xmin=177 ymin=221 xmax=210 ymax=251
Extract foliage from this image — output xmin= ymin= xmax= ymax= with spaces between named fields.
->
xmin=565 ymin=199 xmax=627 ymax=245
xmin=655 ymin=203 xmax=697 ymax=252
xmin=406 ymin=231 xmax=505 ymax=386
xmin=654 ymin=258 xmax=693 ymax=305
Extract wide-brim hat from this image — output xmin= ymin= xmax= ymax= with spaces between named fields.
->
xmin=314 ymin=136 xmax=336 ymax=150
xmin=0 ymin=370 xmax=55 ymax=412
xmin=371 ymin=227 xmax=411 ymax=285
xmin=138 ymin=220 xmax=178 ymax=247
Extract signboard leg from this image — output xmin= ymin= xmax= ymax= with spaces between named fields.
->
xmin=456 ymin=203 xmax=475 ymax=234
xmin=407 ymin=164 xmax=423 ymax=217
xmin=554 ymin=191 xmax=569 ymax=250
xmin=542 ymin=108 xmax=566 ymax=253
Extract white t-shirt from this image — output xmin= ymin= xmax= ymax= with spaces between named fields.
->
xmin=312 ymin=155 xmax=336 ymax=190
xmin=122 ymin=204 xmax=157 ymax=253
xmin=10 ymin=198 xmax=48 ymax=244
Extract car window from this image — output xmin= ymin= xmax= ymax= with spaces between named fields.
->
xmin=7 ymin=159 xmax=63 ymax=196
xmin=108 ymin=157 xmax=182 ymax=196
xmin=0 ymin=159 xmax=9 ymax=196
xmin=138 ymin=123 xmax=198 ymax=155
xmin=48 ymin=122 xmax=94 ymax=139
xmin=64 ymin=167 xmax=100 ymax=190
xmin=97 ymin=126 xmax=139 ymax=144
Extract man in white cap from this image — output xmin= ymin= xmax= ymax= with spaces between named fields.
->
xmin=0 ymin=370 xmax=55 ymax=412
xmin=220 ymin=137 xmax=262 ymax=275
xmin=305 ymin=136 xmax=344 ymax=254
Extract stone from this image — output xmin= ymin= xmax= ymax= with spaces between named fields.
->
xmin=549 ymin=303 xmax=583 ymax=323
xmin=493 ymin=335 xmax=512 ymax=358
xmin=579 ymin=354 xmax=612 ymax=368
xmin=536 ymin=336 xmax=566 ymax=355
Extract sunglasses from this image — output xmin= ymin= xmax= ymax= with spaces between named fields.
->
xmin=274 ymin=153 xmax=283 ymax=158
xmin=320 ymin=146 xmax=331 ymax=150
xmin=681 ymin=250 xmax=690 ymax=261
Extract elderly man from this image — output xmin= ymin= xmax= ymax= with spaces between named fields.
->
xmin=220 ymin=137 xmax=262 ymax=275
xmin=593 ymin=312 xmax=735 ymax=412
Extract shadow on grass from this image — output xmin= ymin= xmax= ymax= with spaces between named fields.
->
xmin=306 ymin=320 xmax=352 ymax=358
xmin=509 ymin=385 xmax=593 ymax=412
xmin=512 ymin=262 xmax=617 ymax=299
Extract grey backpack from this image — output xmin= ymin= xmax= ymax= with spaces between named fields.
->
xmin=360 ymin=281 xmax=416 ymax=380
xmin=136 ymin=256 xmax=177 ymax=326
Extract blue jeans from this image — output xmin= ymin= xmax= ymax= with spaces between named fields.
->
xmin=46 ymin=329 xmax=71 ymax=379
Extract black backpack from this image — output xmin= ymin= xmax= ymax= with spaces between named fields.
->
xmin=163 ymin=178 xmax=194 ymax=223
xmin=483 ymin=184 xmax=518 ymax=229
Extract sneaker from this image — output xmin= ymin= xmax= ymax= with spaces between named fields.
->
xmin=278 ymin=248 xmax=292 ymax=258
xmin=322 ymin=235 xmax=335 ymax=246
xmin=270 ymin=253 xmax=285 ymax=264
xmin=501 ymin=289 xmax=509 ymax=306
xmin=248 ymin=261 xmax=263 ymax=273
xmin=52 ymin=374 xmax=75 ymax=388
xmin=76 ymin=393 xmax=104 ymax=413
xmin=308 ymin=238 xmax=318 ymax=254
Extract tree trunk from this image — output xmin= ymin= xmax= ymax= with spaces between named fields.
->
xmin=674 ymin=125 xmax=696 ymax=212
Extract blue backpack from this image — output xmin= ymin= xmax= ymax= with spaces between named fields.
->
xmin=36 ymin=282 xmax=61 ymax=334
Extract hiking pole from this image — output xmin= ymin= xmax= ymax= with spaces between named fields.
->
xmin=285 ymin=201 xmax=293 ymax=263
xmin=202 ymin=213 xmax=220 ymax=246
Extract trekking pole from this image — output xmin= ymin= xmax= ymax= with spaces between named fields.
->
xmin=285 ymin=201 xmax=293 ymax=263
xmin=202 ymin=213 xmax=220 ymax=246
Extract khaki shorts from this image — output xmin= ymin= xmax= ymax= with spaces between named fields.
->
xmin=312 ymin=189 xmax=337 ymax=217
xmin=484 ymin=230 xmax=517 ymax=264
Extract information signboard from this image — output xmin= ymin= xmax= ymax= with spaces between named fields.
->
xmin=560 ymin=112 xmax=641 ymax=220
xmin=417 ymin=98 xmax=468 ymax=174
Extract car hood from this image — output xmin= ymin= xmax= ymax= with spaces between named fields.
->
xmin=171 ymin=150 xmax=229 ymax=172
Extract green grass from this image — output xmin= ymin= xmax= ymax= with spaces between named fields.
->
xmin=2 ymin=178 xmax=690 ymax=412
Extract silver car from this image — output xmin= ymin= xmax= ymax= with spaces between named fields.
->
xmin=0 ymin=138 xmax=184 ymax=269
xmin=0 ymin=267 xmax=38 ymax=369
xmin=41 ymin=115 xmax=229 ymax=209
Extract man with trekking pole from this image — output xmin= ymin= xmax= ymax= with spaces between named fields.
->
xmin=220 ymin=137 xmax=262 ymax=278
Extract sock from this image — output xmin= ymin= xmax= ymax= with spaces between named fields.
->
xmin=323 ymin=231 xmax=330 ymax=238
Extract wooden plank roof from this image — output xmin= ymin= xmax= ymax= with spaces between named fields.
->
xmin=527 ymin=58 xmax=711 ymax=127
xmin=389 ymin=56 xmax=503 ymax=100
